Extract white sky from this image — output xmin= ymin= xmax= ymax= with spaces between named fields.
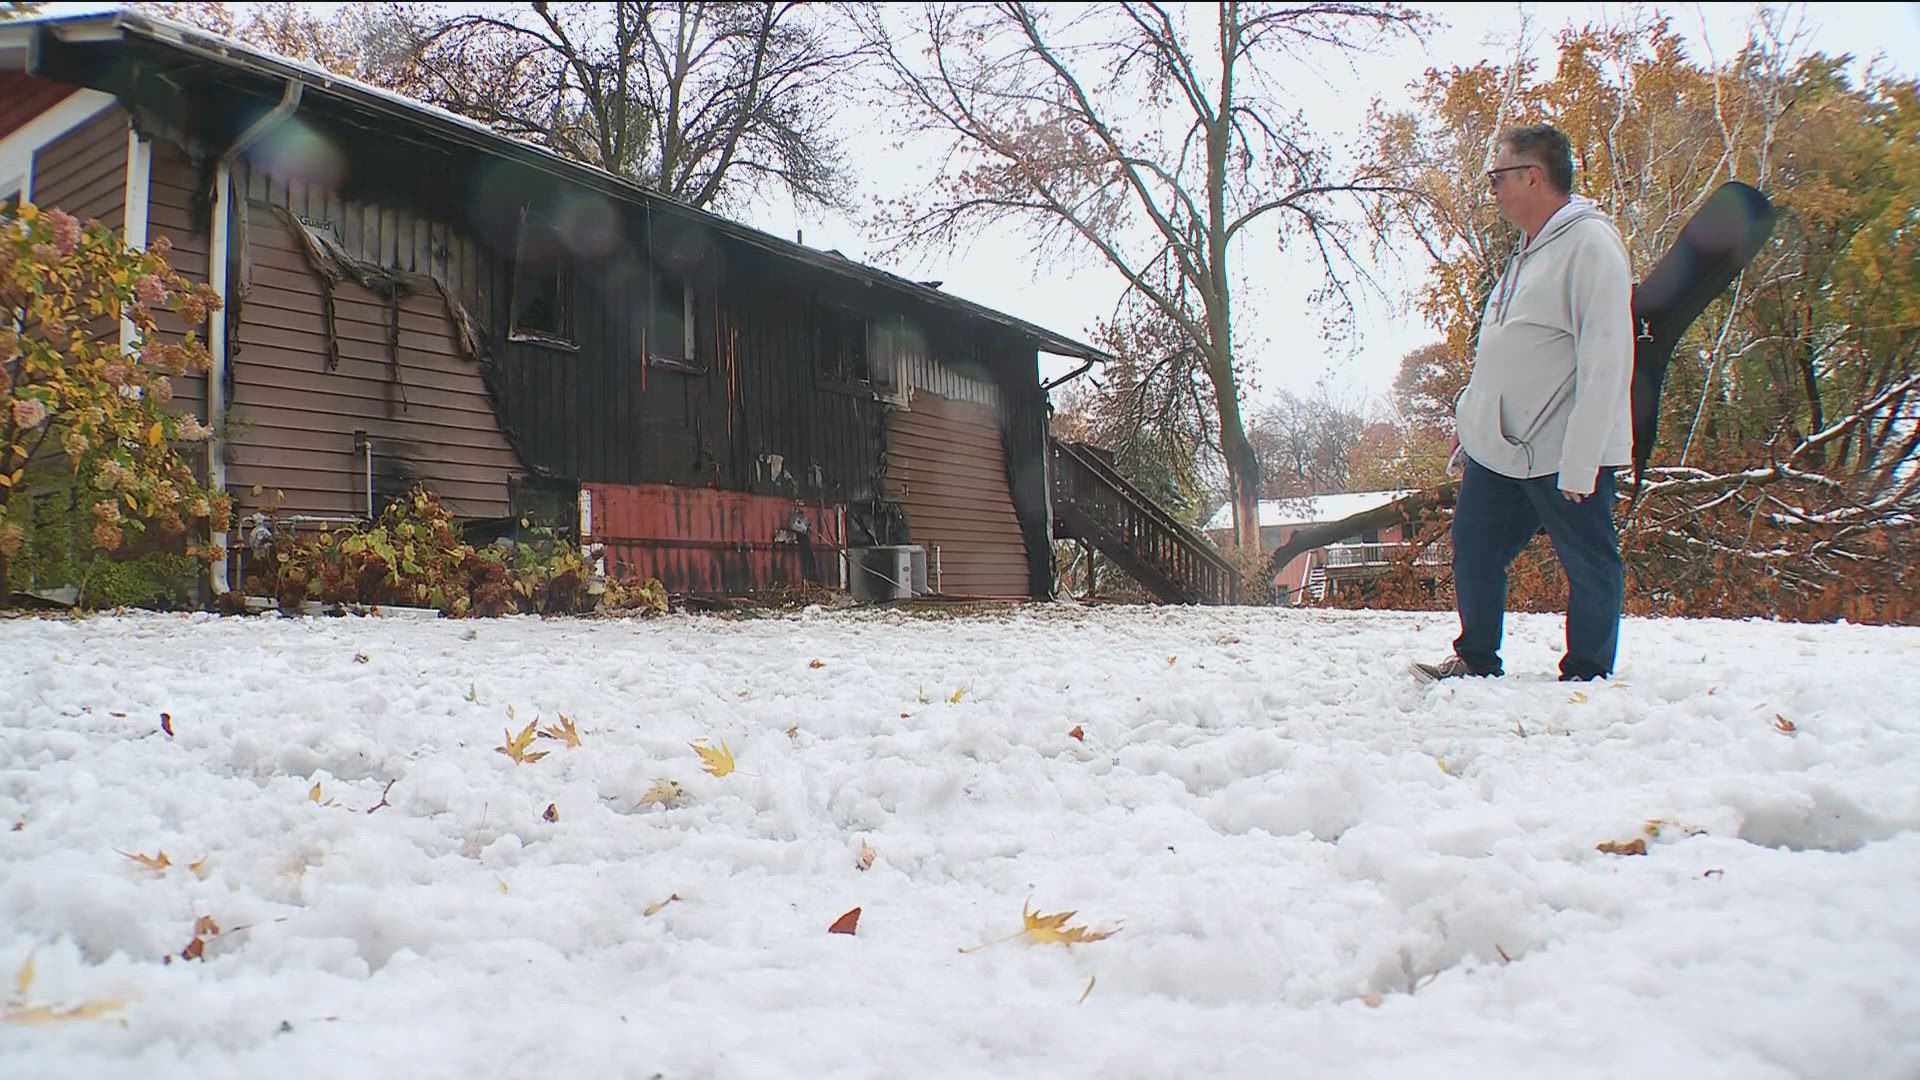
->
xmin=35 ymin=1 xmax=1920 ymax=408
xmin=742 ymin=2 xmax=1920 ymax=407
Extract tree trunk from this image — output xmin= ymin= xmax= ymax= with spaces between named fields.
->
xmin=1261 ymin=481 xmax=1460 ymax=580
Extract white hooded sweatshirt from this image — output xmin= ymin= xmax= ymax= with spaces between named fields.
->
xmin=1455 ymin=196 xmax=1634 ymax=495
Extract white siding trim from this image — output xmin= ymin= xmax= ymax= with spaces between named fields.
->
xmin=0 ymin=86 xmax=117 ymax=203
xmin=119 ymin=126 xmax=152 ymax=352
xmin=208 ymin=161 xmax=233 ymax=593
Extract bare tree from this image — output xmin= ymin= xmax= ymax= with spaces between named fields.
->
xmin=864 ymin=2 xmax=1421 ymax=550
xmin=388 ymin=2 xmax=873 ymax=212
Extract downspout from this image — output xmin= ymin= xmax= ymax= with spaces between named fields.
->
xmin=208 ymin=78 xmax=303 ymax=594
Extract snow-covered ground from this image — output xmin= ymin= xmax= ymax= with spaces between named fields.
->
xmin=2 ymin=605 xmax=1917 ymax=1079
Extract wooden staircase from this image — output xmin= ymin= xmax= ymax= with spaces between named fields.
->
xmin=1049 ymin=438 xmax=1241 ymax=605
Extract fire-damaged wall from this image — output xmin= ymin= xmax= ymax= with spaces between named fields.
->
xmin=16 ymin=47 xmax=1060 ymax=598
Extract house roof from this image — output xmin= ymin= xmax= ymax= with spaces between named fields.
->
xmin=1 ymin=7 xmax=1115 ymax=365
xmin=1203 ymin=490 xmax=1420 ymax=533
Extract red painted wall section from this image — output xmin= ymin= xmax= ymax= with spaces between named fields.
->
xmin=583 ymin=482 xmax=845 ymax=595
xmin=0 ymin=72 xmax=78 ymax=141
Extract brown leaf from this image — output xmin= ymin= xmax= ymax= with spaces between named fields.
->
xmin=543 ymin=803 xmax=558 ymax=823
xmin=828 ymin=907 xmax=861 ymax=935
xmin=856 ymin=839 xmax=876 ymax=872
xmin=353 ymin=653 xmax=369 ymax=664
xmin=160 ymin=712 xmax=173 ymax=737
xmin=643 ymin=893 xmax=681 ymax=917
xmin=1773 ymin=714 xmax=1797 ymax=734
xmin=1067 ymin=725 xmax=1084 ymax=741
xmin=1077 ymin=975 xmax=1096 ymax=1004
xmin=809 ymin=659 xmax=825 ymax=669
xmin=4 ymin=998 xmax=127 ymax=1024
xmin=187 ymin=855 xmax=210 ymax=879
xmin=179 ymin=936 xmax=206 ymax=962
xmin=1597 ymin=837 xmax=1647 ymax=856
xmin=193 ymin=915 xmax=220 ymax=938
xmin=785 ymin=725 xmax=800 ymax=741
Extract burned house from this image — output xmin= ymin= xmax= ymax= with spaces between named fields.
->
xmin=2 ymin=9 xmax=1132 ymax=601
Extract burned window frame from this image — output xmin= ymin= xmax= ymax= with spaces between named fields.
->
xmin=644 ymin=265 xmax=700 ymax=374
xmin=815 ymin=303 xmax=902 ymax=396
xmin=508 ymin=207 xmax=577 ymax=349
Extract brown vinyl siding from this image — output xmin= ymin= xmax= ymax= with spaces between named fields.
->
xmin=30 ymin=107 xmax=127 ymax=230
xmin=225 ymin=178 xmax=519 ymax=521
xmin=145 ymin=136 xmax=210 ymax=420
xmin=0 ymin=72 xmax=78 ymax=141
xmin=886 ymin=390 xmax=1030 ymax=598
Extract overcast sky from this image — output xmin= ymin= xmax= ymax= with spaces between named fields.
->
xmin=742 ymin=2 xmax=1920 ymax=409
xmin=38 ymin=2 xmax=1920 ymax=409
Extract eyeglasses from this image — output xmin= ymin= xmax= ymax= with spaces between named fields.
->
xmin=1486 ymin=164 xmax=1539 ymax=190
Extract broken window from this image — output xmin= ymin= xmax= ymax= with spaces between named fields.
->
xmin=817 ymin=303 xmax=871 ymax=388
xmin=509 ymin=209 xmax=574 ymax=346
xmin=646 ymin=267 xmax=699 ymax=372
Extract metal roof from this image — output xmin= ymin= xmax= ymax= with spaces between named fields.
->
xmin=4 ymin=7 xmax=1114 ymax=364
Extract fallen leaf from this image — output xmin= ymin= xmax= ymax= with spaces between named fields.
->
xmin=691 ymin=739 xmax=735 ymax=778
xmin=828 ymin=907 xmax=861 ymax=935
xmin=1077 ymin=975 xmax=1096 ymax=1004
xmin=353 ymin=653 xmax=369 ymax=664
xmin=1773 ymin=714 xmax=1797 ymax=734
xmin=1021 ymin=901 xmax=1119 ymax=946
xmin=537 ymin=714 xmax=583 ymax=748
xmin=542 ymin=803 xmax=558 ymax=823
xmin=1361 ymin=992 xmax=1383 ymax=1008
xmin=1597 ymin=837 xmax=1648 ymax=856
xmin=121 ymin=849 xmax=171 ymax=872
xmin=496 ymin=877 xmax=510 ymax=894
xmin=1067 ymin=725 xmax=1084 ymax=742
xmin=160 ymin=712 xmax=173 ymax=737
xmin=809 ymin=658 xmax=825 ymax=669
xmin=857 ymin=839 xmax=875 ymax=872
xmin=193 ymin=915 xmax=220 ymax=938
xmin=643 ymin=893 xmax=681 ymax=917
xmin=179 ymin=936 xmax=206 ymax=962
xmin=949 ymin=687 xmax=964 ymax=704
xmin=308 ymin=781 xmax=323 ymax=803
xmin=4 ymin=998 xmax=128 ymax=1024
xmin=1568 ymin=690 xmax=1588 ymax=704
xmin=1495 ymin=944 xmax=1511 ymax=964
xmin=638 ymin=779 xmax=685 ymax=808
xmin=14 ymin=952 xmax=32 ymax=998
xmin=786 ymin=725 xmax=800 ymax=741
xmin=1167 ymin=655 xmax=1176 ymax=666
xmin=497 ymin=720 xmax=549 ymax=764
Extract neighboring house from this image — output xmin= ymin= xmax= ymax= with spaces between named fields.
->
xmin=1204 ymin=491 xmax=1444 ymax=603
xmin=1 ymin=9 xmax=1113 ymax=600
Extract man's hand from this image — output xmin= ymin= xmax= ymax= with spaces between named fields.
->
xmin=1561 ymin=489 xmax=1587 ymax=503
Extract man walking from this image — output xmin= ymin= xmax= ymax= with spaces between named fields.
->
xmin=1412 ymin=124 xmax=1633 ymax=683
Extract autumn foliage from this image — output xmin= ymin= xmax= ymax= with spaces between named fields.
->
xmin=1 ymin=201 xmax=230 ymax=601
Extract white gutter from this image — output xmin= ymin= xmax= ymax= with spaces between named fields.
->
xmin=206 ymin=77 xmax=304 ymax=595
xmin=118 ymin=125 xmax=151 ymax=354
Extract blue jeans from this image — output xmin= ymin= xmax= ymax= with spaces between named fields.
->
xmin=1451 ymin=457 xmax=1624 ymax=679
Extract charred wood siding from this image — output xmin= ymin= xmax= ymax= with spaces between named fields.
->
xmin=223 ymin=165 xmax=518 ymax=521
xmin=0 ymin=72 xmax=79 ymax=140
xmin=29 ymin=106 xmax=126 ymax=230
xmin=886 ymin=390 xmax=1030 ymax=598
xmin=584 ymin=482 xmax=846 ymax=594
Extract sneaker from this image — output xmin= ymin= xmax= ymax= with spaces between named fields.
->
xmin=1408 ymin=656 xmax=1481 ymax=683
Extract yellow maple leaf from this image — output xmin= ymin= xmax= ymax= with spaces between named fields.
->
xmin=638 ymin=778 xmax=685 ymax=808
xmin=497 ymin=720 xmax=549 ymax=764
xmin=1021 ymin=900 xmax=1119 ymax=946
xmin=961 ymin=900 xmax=1119 ymax=952
xmin=691 ymin=739 xmax=734 ymax=778
xmin=537 ymin=714 xmax=583 ymax=748
xmin=120 ymin=849 xmax=171 ymax=872
xmin=949 ymin=687 xmax=964 ymax=704
xmin=5 ymin=999 xmax=128 ymax=1024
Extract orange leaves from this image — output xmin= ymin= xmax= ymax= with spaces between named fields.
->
xmin=828 ymin=907 xmax=861 ymax=935
xmin=1597 ymin=838 xmax=1648 ymax=856
xmin=120 ymin=849 xmax=171 ymax=873
xmin=1067 ymin=725 xmax=1085 ymax=742
xmin=1772 ymin=714 xmax=1797 ymax=735
xmin=159 ymin=712 xmax=173 ymax=737
xmin=175 ymin=916 xmax=222 ymax=963
xmin=497 ymin=720 xmax=549 ymax=765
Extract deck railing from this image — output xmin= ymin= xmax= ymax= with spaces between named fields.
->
xmin=1049 ymin=439 xmax=1241 ymax=605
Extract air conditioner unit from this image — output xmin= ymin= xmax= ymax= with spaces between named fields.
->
xmin=850 ymin=545 xmax=928 ymax=601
